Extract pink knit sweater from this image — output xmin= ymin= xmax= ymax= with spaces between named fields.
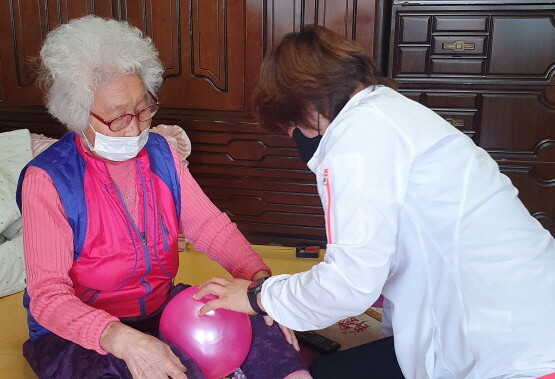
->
xmin=21 ymin=139 xmax=270 ymax=354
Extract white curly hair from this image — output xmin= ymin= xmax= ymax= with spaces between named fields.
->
xmin=38 ymin=15 xmax=164 ymax=132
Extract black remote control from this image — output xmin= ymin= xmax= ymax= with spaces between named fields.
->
xmin=295 ymin=331 xmax=341 ymax=354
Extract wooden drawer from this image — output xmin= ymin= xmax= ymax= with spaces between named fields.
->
xmin=400 ymin=90 xmax=479 ymax=141
xmin=430 ymin=58 xmax=485 ymax=75
xmin=434 ymin=16 xmax=488 ymax=32
xmin=425 ymin=92 xmax=477 ymax=109
xmin=401 ymin=88 xmax=555 ymax=157
xmin=434 ymin=111 xmax=477 ymax=141
xmin=432 ymin=36 xmax=486 ymax=55
xmin=398 ymin=47 xmax=429 ymax=75
xmin=400 ymin=16 xmax=430 ymax=43
xmin=391 ymin=8 xmax=555 ymax=82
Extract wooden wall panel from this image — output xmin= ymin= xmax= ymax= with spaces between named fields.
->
xmin=0 ymin=0 xmax=89 ymax=106
xmin=12 ymin=1 xmax=44 ymax=88
xmin=499 ymin=161 xmax=555 ymax=235
xmin=0 ymin=59 xmax=3 ymax=105
xmin=191 ymin=0 xmax=227 ymax=91
xmin=157 ymin=115 xmax=327 ymax=245
xmin=126 ymin=0 xmax=181 ymax=78
xmin=3 ymin=0 xmax=45 ymax=105
xmin=159 ymin=0 xmax=246 ymax=110
xmin=316 ymin=0 xmax=357 ymax=37
xmin=264 ymin=0 xmax=378 ymax=56
xmin=89 ymin=0 xmax=119 ymax=18
xmin=489 ymin=15 xmax=555 ymax=77
xmin=264 ymin=0 xmax=303 ymax=53
xmin=481 ymin=92 xmax=555 ymax=154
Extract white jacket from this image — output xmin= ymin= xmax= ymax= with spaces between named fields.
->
xmin=262 ymin=86 xmax=555 ymax=378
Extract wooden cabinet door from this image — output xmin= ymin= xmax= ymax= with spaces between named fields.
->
xmin=0 ymin=1 xmax=91 ymax=106
xmin=389 ymin=2 xmax=555 ymax=236
xmin=0 ymin=1 xmax=251 ymax=111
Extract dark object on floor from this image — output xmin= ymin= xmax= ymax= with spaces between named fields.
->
xmin=309 ymin=336 xmax=405 ymax=379
xmin=296 ymin=246 xmax=320 ymax=258
xmin=295 ymin=331 xmax=340 ymax=354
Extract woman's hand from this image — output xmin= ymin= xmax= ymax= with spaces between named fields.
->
xmin=195 ymin=277 xmax=300 ymax=351
xmin=100 ymin=322 xmax=188 ymax=379
xmin=194 ymin=277 xmax=254 ymax=315
xmin=263 ymin=316 xmax=300 ymax=351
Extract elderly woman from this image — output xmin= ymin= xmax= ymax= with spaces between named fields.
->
xmin=17 ymin=16 xmax=310 ymax=379
xmin=196 ymin=25 xmax=555 ymax=378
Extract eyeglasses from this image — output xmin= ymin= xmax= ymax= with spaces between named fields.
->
xmin=90 ymin=91 xmax=160 ymax=132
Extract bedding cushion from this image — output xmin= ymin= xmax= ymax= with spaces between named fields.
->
xmin=0 ymin=130 xmax=32 ymax=235
xmin=151 ymin=124 xmax=191 ymax=166
xmin=0 ymin=129 xmax=32 ymax=297
xmin=30 ymin=133 xmax=58 ymax=157
xmin=0 ymin=171 xmax=19 ymax=235
xmin=0 ymin=234 xmax=25 ymax=297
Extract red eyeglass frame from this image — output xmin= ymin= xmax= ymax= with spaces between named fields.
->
xmin=89 ymin=91 xmax=159 ymax=132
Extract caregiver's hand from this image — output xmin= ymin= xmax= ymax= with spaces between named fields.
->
xmin=195 ymin=277 xmax=300 ymax=351
xmin=195 ymin=277 xmax=254 ymax=315
xmin=100 ymin=321 xmax=188 ymax=379
xmin=263 ymin=317 xmax=300 ymax=352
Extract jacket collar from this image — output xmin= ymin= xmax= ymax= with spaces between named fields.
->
xmin=306 ymin=85 xmax=386 ymax=172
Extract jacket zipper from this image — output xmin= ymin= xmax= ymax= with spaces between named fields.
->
xmin=323 ymin=168 xmax=333 ymax=244
xmin=159 ymin=211 xmax=169 ymax=253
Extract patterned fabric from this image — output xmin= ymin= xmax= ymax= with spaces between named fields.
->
xmin=23 ymin=331 xmax=204 ymax=379
xmin=23 ymin=284 xmax=201 ymax=379
xmin=241 ymin=316 xmax=306 ymax=379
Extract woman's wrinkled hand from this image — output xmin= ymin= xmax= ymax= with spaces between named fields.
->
xmin=100 ymin=321 xmax=188 ymax=379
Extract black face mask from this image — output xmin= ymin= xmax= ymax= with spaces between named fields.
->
xmin=292 ymin=128 xmax=323 ymax=164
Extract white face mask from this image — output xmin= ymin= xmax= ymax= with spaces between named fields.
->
xmin=82 ymin=123 xmax=149 ymax=161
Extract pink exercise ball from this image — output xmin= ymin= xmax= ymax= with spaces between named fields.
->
xmin=160 ymin=286 xmax=252 ymax=379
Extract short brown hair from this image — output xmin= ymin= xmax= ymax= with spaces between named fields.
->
xmin=254 ymin=24 xmax=394 ymax=134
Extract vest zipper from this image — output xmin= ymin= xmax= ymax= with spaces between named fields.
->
xmin=137 ymin=162 xmax=152 ymax=311
xmin=159 ymin=211 xmax=169 ymax=253
xmin=110 ymin=160 xmax=152 ymax=316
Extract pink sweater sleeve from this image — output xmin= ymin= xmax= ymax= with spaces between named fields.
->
xmin=171 ymin=150 xmax=271 ymax=280
xmin=21 ymin=166 xmax=119 ymax=354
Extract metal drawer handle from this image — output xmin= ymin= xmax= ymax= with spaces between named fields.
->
xmin=442 ymin=41 xmax=475 ymax=52
xmin=445 ymin=118 xmax=465 ymax=128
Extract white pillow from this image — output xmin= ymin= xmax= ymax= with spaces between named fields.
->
xmin=0 ymin=130 xmax=32 ymax=234
xmin=0 ymin=234 xmax=25 ymax=297
xmin=0 ymin=129 xmax=33 ymax=185
xmin=0 ymin=171 xmax=20 ymax=235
